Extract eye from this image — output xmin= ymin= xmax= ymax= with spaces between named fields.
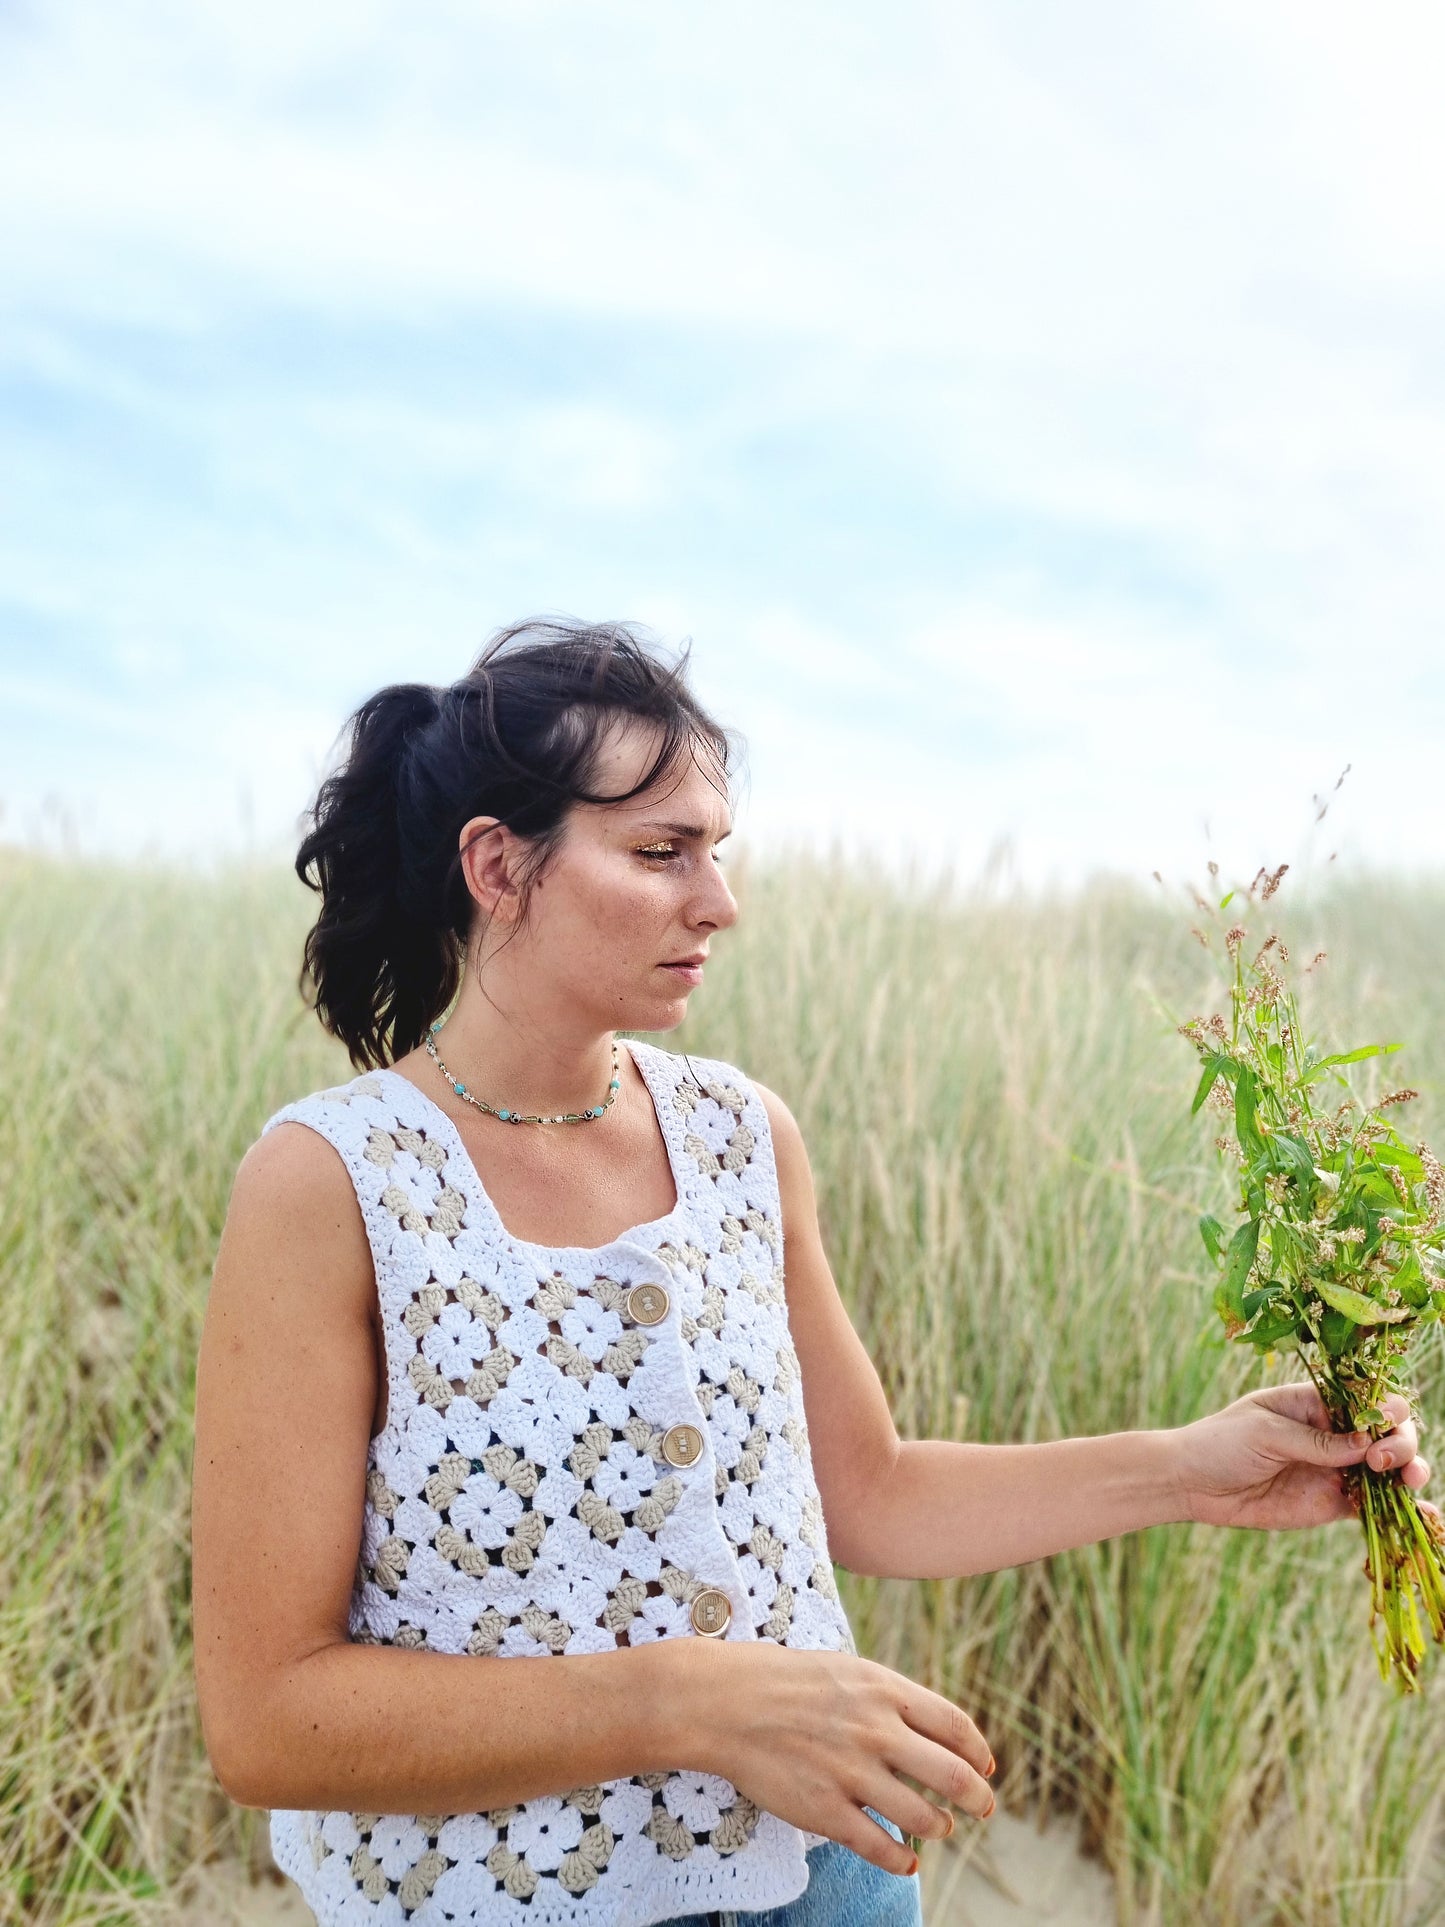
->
xmin=636 ymin=844 xmax=678 ymax=862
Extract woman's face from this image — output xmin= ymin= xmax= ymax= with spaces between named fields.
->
xmin=478 ymin=718 xmax=739 ymax=1033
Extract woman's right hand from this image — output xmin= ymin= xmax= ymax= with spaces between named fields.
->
xmin=677 ymin=1640 xmax=996 ymax=1874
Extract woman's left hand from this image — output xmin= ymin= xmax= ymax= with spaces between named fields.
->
xmin=1174 ymin=1382 xmax=1438 ymax=1531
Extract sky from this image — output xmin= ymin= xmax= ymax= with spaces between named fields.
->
xmin=3 ymin=0 xmax=1444 ymax=888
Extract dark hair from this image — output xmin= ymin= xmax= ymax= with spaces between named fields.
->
xmin=295 ymin=617 xmax=739 ymax=1070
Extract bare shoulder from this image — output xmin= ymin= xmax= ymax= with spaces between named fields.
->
xmin=236 ymin=1115 xmax=364 ymax=1208
xmin=208 ymin=1120 xmax=376 ymax=1351
xmin=229 ymin=1114 xmax=361 ymax=1218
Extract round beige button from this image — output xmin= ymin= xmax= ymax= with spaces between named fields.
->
xmin=625 ymin=1282 xmax=670 ymax=1326
xmin=689 ymin=1589 xmax=732 ymax=1638
xmin=661 ymin=1423 xmax=704 ymax=1468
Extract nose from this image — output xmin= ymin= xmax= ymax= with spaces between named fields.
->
xmin=691 ymin=856 xmax=739 ymax=933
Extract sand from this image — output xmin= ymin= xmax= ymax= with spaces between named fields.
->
xmin=922 ymin=1806 xmax=1117 ymax=1925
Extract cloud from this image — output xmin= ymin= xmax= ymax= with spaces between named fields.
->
xmin=3 ymin=1 xmax=1444 ymax=880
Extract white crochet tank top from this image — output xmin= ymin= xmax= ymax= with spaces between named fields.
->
xmin=260 ymin=1037 xmax=857 ymax=1927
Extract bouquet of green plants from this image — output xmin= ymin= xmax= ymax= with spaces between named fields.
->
xmin=1180 ymin=863 xmax=1445 ymax=1692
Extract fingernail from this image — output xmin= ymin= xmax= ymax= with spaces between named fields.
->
xmin=986 ymin=1752 xmax=997 ymax=1777
xmin=944 ymin=1811 xmax=955 ymax=1837
xmin=1376 ymin=1451 xmax=1395 ymax=1469
xmin=983 ymin=1795 xmax=997 ymax=1819
xmin=906 ymin=1853 xmax=919 ymax=1876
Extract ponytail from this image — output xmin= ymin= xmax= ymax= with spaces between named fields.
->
xmin=294 ymin=618 xmax=738 ymax=1069
xmin=296 ymin=683 xmax=460 ymax=1071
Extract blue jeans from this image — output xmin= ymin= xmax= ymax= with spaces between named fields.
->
xmin=656 ymin=1808 xmax=924 ymax=1926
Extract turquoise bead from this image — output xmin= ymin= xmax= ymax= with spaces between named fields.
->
xmin=454 ymin=1081 xmax=465 ymax=1095
xmin=610 ymin=1078 xmax=620 ymax=1090
xmin=498 ymin=1108 xmax=510 ymax=1121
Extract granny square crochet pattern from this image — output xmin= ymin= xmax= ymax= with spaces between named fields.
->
xmin=259 ymin=1037 xmax=857 ymax=1927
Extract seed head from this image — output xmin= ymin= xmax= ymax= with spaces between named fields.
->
xmin=1419 ymin=1143 xmax=1445 ymax=1233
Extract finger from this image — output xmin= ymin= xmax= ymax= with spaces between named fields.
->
xmin=866 ymin=1780 xmax=959 ymax=1846
xmin=1254 ymin=1380 xmax=1332 ymax=1430
xmin=828 ymin=1802 xmax=921 ymax=1877
xmin=1274 ymin=1413 xmax=1374 ymax=1467
xmin=1401 ymin=1453 xmax=1431 ymax=1492
xmin=1367 ymin=1420 xmax=1419 ymax=1472
xmin=893 ymin=1680 xmax=993 ymax=1781
xmin=891 ymin=1730 xmax=996 ymax=1821
xmin=1379 ymin=1392 xmax=1412 ymax=1429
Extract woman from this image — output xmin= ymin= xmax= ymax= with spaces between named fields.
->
xmin=192 ymin=618 xmax=1432 ymax=1927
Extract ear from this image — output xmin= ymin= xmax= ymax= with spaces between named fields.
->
xmin=458 ymin=816 xmax=524 ymax=923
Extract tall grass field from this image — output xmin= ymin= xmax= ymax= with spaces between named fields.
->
xmin=4 ymin=846 xmax=1445 ymax=1924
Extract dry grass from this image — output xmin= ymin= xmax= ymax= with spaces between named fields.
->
xmin=3 ymin=845 xmax=1444 ymax=1924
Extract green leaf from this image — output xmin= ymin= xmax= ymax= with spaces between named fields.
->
xmin=1356 ymin=1168 xmax=1405 ymax=1210
xmin=1191 ymin=1053 xmax=1230 ymax=1116
xmin=1247 ymin=1307 xmax=1301 ymax=1348
xmin=1199 ymin=1214 xmax=1226 ymax=1263
xmin=1269 ymin=1133 xmax=1315 ymax=1186
xmin=1315 ymin=1276 xmax=1412 ymax=1326
xmin=1219 ymin=891 xmax=1235 ymax=909
xmin=1215 ymin=1219 xmax=1260 ymax=1330
xmin=1242 ymin=1282 xmax=1283 ymax=1318
xmin=1392 ymin=1255 xmax=1431 ymax=1310
xmin=1372 ymin=1140 xmax=1427 ymax=1182
xmin=1355 ymin=1406 xmax=1388 ymax=1430
xmin=1302 ymin=1042 xmax=1405 ymax=1083
xmin=1234 ymin=1069 xmax=1265 ymax=1160
xmin=1320 ymin=1308 xmax=1356 ymax=1355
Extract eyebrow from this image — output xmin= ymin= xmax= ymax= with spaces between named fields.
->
xmin=633 ymin=820 xmax=733 ymax=841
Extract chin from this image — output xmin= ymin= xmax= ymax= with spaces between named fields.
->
xmin=622 ymin=993 xmax=690 ymax=1033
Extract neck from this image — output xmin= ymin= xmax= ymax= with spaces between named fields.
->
xmin=430 ymin=980 xmax=621 ymax=1118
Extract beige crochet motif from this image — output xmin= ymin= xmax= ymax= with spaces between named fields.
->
xmin=267 ymin=1042 xmax=856 ymax=1921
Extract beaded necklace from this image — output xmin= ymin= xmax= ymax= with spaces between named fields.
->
xmin=425 ymin=1021 xmax=622 ymax=1124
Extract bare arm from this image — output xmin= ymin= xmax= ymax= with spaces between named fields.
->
xmin=190 ymin=1122 xmax=993 ymax=1866
xmin=755 ymin=1082 xmax=1187 ymax=1579
xmin=191 ymin=1124 xmax=704 ymax=1810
